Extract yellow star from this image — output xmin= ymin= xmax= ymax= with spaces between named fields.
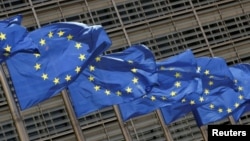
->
xmin=132 ymin=77 xmax=138 ymax=84
xmin=67 ymin=34 xmax=73 ymax=40
xmin=79 ymin=54 xmax=86 ymax=61
xmin=0 ymin=32 xmax=6 ymax=40
xmin=190 ymin=100 xmax=195 ymax=105
xmin=3 ymin=52 xmax=9 ymax=57
xmin=160 ymin=66 xmax=165 ymax=70
xmin=161 ymin=96 xmax=167 ymax=100
xmin=199 ymin=97 xmax=204 ymax=102
xmin=175 ymin=72 xmax=181 ymax=78
xmin=234 ymin=103 xmax=239 ymax=108
xmin=89 ymin=65 xmax=95 ymax=71
xmin=131 ymin=68 xmax=137 ymax=73
xmin=174 ymin=81 xmax=181 ymax=88
xmin=41 ymin=73 xmax=48 ymax=80
xmin=204 ymin=70 xmax=210 ymax=75
xmin=4 ymin=45 xmax=11 ymax=52
xmin=34 ymin=53 xmax=40 ymax=58
xmin=125 ymin=87 xmax=132 ymax=93
xmin=75 ymin=43 xmax=82 ymax=49
xmin=94 ymin=85 xmax=100 ymax=91
xmin=116 ymin=91 xmax=122 ymax=96
xmin=88 ymin=76 xmax=94 ymax=81
xmin=39 ymin=39 xmax=46 ymax=46
xmin=238 ymin=86 xmax=243 ymax=91
xmin=209 ymin=104 xmax=214 ymax=109
xmin=181 ymin=98 xmax=186 ymax=103
xmin=34 ymin=63 xmax=41 ymax=70
xmin=48 ymin=31 xmax=53 ymax=38
xmin=95 ymin=56 xmax=101 ymax=62
xmin=238 ymin=94 xmax=244 ymax=100
xmin=204 ymin=89 xmax=209 ymax=95
xmin=218 ymin=108 xmax=223 ymax=113
xmin=127 ymin=60 xmax=133 ymax=64
xmin=208 ymin=81 xmax=213 ymax=86
xmin=53 ymin=78 xmax=60 ymax=85
xmin=75 ymin=66 xmax=81 ymax=73
xmin=170 ymin=91 xmax=177 ymax=97
xmin=227 ymin=108 xmax=232 ymax=113
xmin=105 ymin=89 xmax=111 ymax=95
xmin=65 ymin=75 xmax=71 ymax=81
xmin=151 ymin=96 xmax=156 ymax=101
xmin=57 ymin=30 xmax=64 ymax=37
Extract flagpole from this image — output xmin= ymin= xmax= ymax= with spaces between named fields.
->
xmin=199 ymin=125 xmax=208 ymax=141
xmin=113 ymin=105 xmax=132 ymax=141
xmin=0 ymin=65 xmax=29 ymax=141
xmin=61 ymin=90 xmax=86 ymax=141
xmin=228 ymin=115 xmax=236 ymax=125
xmin=156 ymin=110 xmax=174 ymax=141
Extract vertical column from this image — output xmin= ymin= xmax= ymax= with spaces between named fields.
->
xmin=200 ymin=126 xmax=208 ymax=141
xmin=28 ymin=0 xmax=41 ymax=28
xmin=188 ymin=0 xmax=214 ymax=57
xmin=61 ymin=90 xmax=86 ymax=141
xmin=113 ymin=105 xmax=132 ymax=141
xmin=0 ymin=65 xmax=29 ymax=141
xmin=156 ymin=110 xmax=174 ymax=141
xmin=111 ymin=0 xmax=131 ymax=46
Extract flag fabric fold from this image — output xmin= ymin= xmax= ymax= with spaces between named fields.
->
xmin=0 ymin=15 xmax=38 ymax=62
xmin=6 ymin=22 xmax=111 ymax=110
xmin=190 ymin=58 xmax=244 ymax=126
xmin=119 ymin=49 xmax=202 ymax=121
xmin=229 ymin=63 xmax=250 ymax=121
xmin=68 ymin=44 xmax=158 ymax=118
xmin=161 ymin=56 xmax=237 ymax=125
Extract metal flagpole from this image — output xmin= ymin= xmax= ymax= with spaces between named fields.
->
xmin=28 ymin=0 xmax=41 ymax=28
xmin=61 ymin=90 xmax=86 ymax=141
xmin=156 ymin=110 xmax=174 ymax=141
xmin=228 ymin=116 xmax=236 ymax=125
xmin=113 ymin=105 xmax=132 ymax=141
xmin=0 ymin=65 xmax=29 ymax=141
xmin=199 ymin=125 xmax=208 ymax=141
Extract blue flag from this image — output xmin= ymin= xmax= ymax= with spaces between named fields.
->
xmin=161 ymin=56 xmax=237 ymax=125
xmin=119 ymin=49 xmax=202 ymax=121
xmin=0 ymin=15 xmax=38 ymax=62
xmin=192 ymin=88 xmax=244 ymax=126
xmin=229 ymin=63 xmax=250 ymax=121
xmin=191 ymin=59 xmax=245 ymax=126
xmin=6 ymin=22 xmax=111 ymax=110
xmin=68 ymin=44 xmax=158 ymax=118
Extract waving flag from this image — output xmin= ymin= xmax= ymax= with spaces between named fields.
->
xmin=68 ymin=44 xmax=158 ymax=118
xmin=192 ymin=88 xmax=243 ymax=126
xmin=0 ymin=15 xmax=37 ymax=62
xmin=6 ymin=22 xmax=111 ymax=110
xmin=229 ymin=63 xmax=250 ymax=121
xmin=161 ymin=56 xmax=237 ymax=125
xmin=191 ymin=59 xmax=244 ymax=126
xmin=119 ymin=49 xmax=202 ymax=121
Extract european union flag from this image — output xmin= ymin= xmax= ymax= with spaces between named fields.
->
xmin=6 ymin=22 xmax=111 ymax=110
xmin=191 ymin=60 xmax=245 ymax=126
xmin=0 ymin=15 xmax=38 ymax=62
xmin=229 ymin=63 xmax=250 ymax=121
xmin=68 ymin=44 xmax=158 ymax=118
xmin=161 ymin=56 xmax=237 ymax=125
xmin=192 ymin=88 xmax=243 ymax=126
xmin=119 ymin=49 xmax=202 ymax=121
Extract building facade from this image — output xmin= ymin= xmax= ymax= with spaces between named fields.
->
xmin=1 ymin=0 xmax=250 ymax=141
